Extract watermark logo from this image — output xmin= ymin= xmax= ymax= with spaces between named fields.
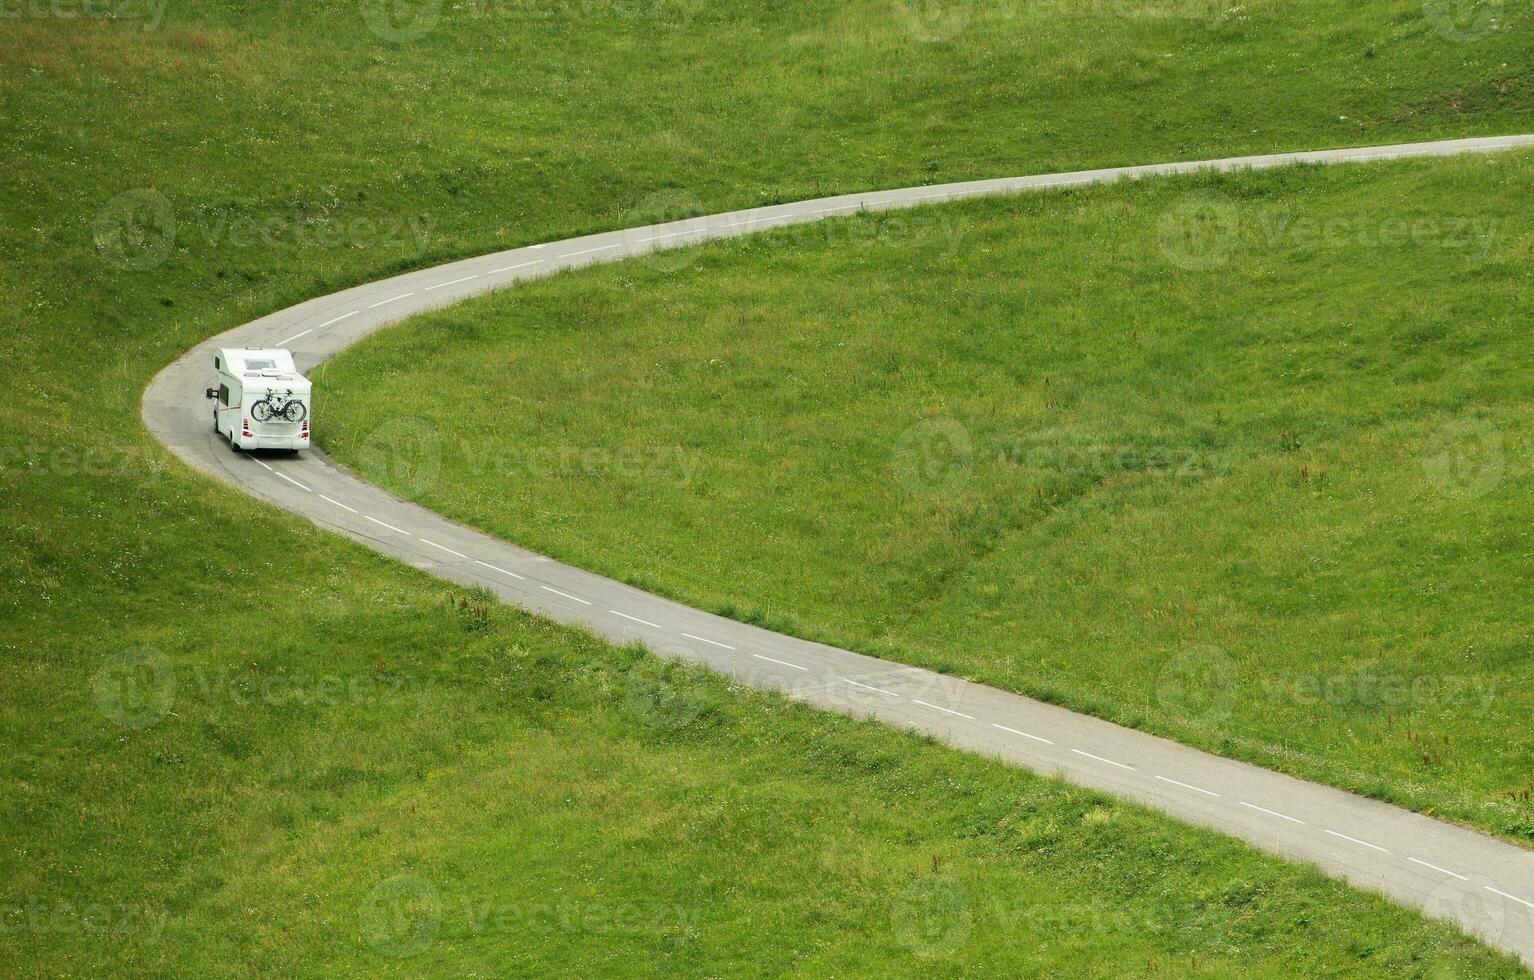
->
xmin=622 ymin=188 xmax=713 ymax=273
xmin=1155 ymin=647 xmax=1237 ymax=726
xmin=92 ymin=647 xmax=175 ymax=730
xmin=360 ymin=873 xmax=444 ymax=958
xmin=1157 ymin=192 xmax=1239 ymax=271
xmin=891 ymin=0 xmax=972 ymax=41
xmin=890 ymin=877 xmax=972 ymax=956
xmin=622 ymin=647 xmax=708 ymax=732
xmin=93 ymin=189 xmax=175 ymax=272
xmin=360 ymin=0 xmax=443 ymax=42
xmin=1422 ymin=417 xmax=1505 ymax=498
xmin=1422 ymin=0 xmax=1504 ymax=41
xmin=1423 ymin=877 xmax=1522 ymax=954
xmin=357 ymin=416 xmax=443 ymax=496
xmin=891 ymin=417 xmax=974 ymax=501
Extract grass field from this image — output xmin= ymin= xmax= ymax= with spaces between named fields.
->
xmin=4 ymin=0 xmax=1534 ymax=972
xmin=321 ymin=152 xmax=1534 ymax=843
xmin=8 ymin=553 xmax=1526 ymax=976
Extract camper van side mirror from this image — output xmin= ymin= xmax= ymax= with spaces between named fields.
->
xmin=205 ymin=387 xmax=217 ymax=400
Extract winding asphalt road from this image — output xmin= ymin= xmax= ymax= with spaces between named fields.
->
xmin=144 ymin=136 xmax=1534 ymax=967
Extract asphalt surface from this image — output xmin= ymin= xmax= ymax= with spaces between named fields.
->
xmin=144 ymin=136 xmax=1534 ymax=967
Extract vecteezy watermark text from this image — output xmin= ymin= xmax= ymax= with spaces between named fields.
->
xmin=622 ymin=187 xmax=967 ymax=274
xmin=93 ymin=646 xmax=436 ymax=730
xmin=0 ymin=443 xmax=141 ymax=479
xmin=92 ymin=188 xmax=437 ymax=272
xmin=186 ymin=209 xmax=435 ymax=253
xmin=1158 ymin=193 xmax=1504 ymax=271
xmin=360 ymin=873 xmax=699 ymax=958
xmin=1155 ymin=647 xmax=1498 ymax=727
xmin=457 ymin=441 xmax=701 ymax=486
xmin=0 ymin=900 xmax=168 ymax=941
xmin=360 ymin=0 xmax=697 ymax=43
xmin=0 ymin=0 xmax=166 ymax=28
xmin=359 ymin=416 xmax=703 ymax=496
xmin=890 ymin=416 xmax=1228 ymax=502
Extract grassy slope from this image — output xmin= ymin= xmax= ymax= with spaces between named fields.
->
xmin=6 ymin=536 xmax=1523 ymax=977
xmin=2 ymin=0 xmax=1533 ymax=973
xmin=321 ymin=153 xmax=1534 ymax=841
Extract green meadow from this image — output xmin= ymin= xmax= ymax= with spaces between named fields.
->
xmin=4 ymin=0 xmax=1532 ymax=972
xmin=323 ymin=152 xmax=1534 ymax=842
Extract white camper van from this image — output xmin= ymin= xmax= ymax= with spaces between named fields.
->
xmin=206 ymin=347 xmax=312 ymax=452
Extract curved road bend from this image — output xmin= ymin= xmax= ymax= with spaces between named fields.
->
xmin=145 ymin=136 xmax=1534 ymax=967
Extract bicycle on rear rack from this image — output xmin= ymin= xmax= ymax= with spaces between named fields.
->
xmin=249 ymin=388 xmax=308 ymax=424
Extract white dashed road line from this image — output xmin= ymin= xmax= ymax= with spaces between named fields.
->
xmin=612 ymin=610 xmax=663 ymax=630
xmin=1407 ymin=857 xmax=1468 ymax=881
xmin=1487 ymin=886 xmax=1534 ymax=910
xmin=318 ymin=493 xmax=357 ymax=513
xmin=682 ymin=632 xmax=736 ymax=650
xmin=474 ymin=559 xmax=526 ymax=581
xmin=251 ymin=457 xmax=273 ymax=472
xmin=992 ymin=723 xmax=1053 ymax=745
xmin=317 ymin=310 xmax=359 ymax=328
xmin=540 ymin=585 xmax=592 ymax=605
xmin=419 ymin=537 xmax=471 ymax=560
xmin=564 ymin=244 xmax=622 ymax=258
xmin=364 ymin=515 xmax=408 ymax=535
xmin=752 ymin=653 xmax=807 ymax=671
xmin=1072 ymin=749 xmax=1136 ymax=771
xmin=275 ymin=328 xmax=313 ymax=346
xmin=1325 ymin=830 xmax=1390 ymax=855
xmin=912 ymin=699 xmax=975 ymax=720
xmin=368 ymin=292 xmax=415 ymax=308
xmin=636 ymin=230 xmax=696 ymax=243
xmin=425 ymin=275 xmax=479 ymax=291
xmin=275 ymin=471 xmax=311 ymax=492
xmin=843 ymin=678 xmax=900 ymax=698
xmin=994 ymin=720 xmax=1055 ymax=742
xmin=486 ymin=260 xmax=543 ymax=275
xmin=1155 ymin=775 xmax=1220 ymax=798
xmin=1238 ymin=802 xmax=1305 ymax=825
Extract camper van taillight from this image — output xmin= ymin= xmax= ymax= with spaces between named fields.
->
xmin=242 ymin=419 xmax=252 ymax=437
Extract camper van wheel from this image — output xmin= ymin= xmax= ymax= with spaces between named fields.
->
xmin=229 ymin=430 xmax=241 ymax=453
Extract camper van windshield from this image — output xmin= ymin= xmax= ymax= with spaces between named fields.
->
xmin=245 ymin=358 xmax=278 ymax=370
